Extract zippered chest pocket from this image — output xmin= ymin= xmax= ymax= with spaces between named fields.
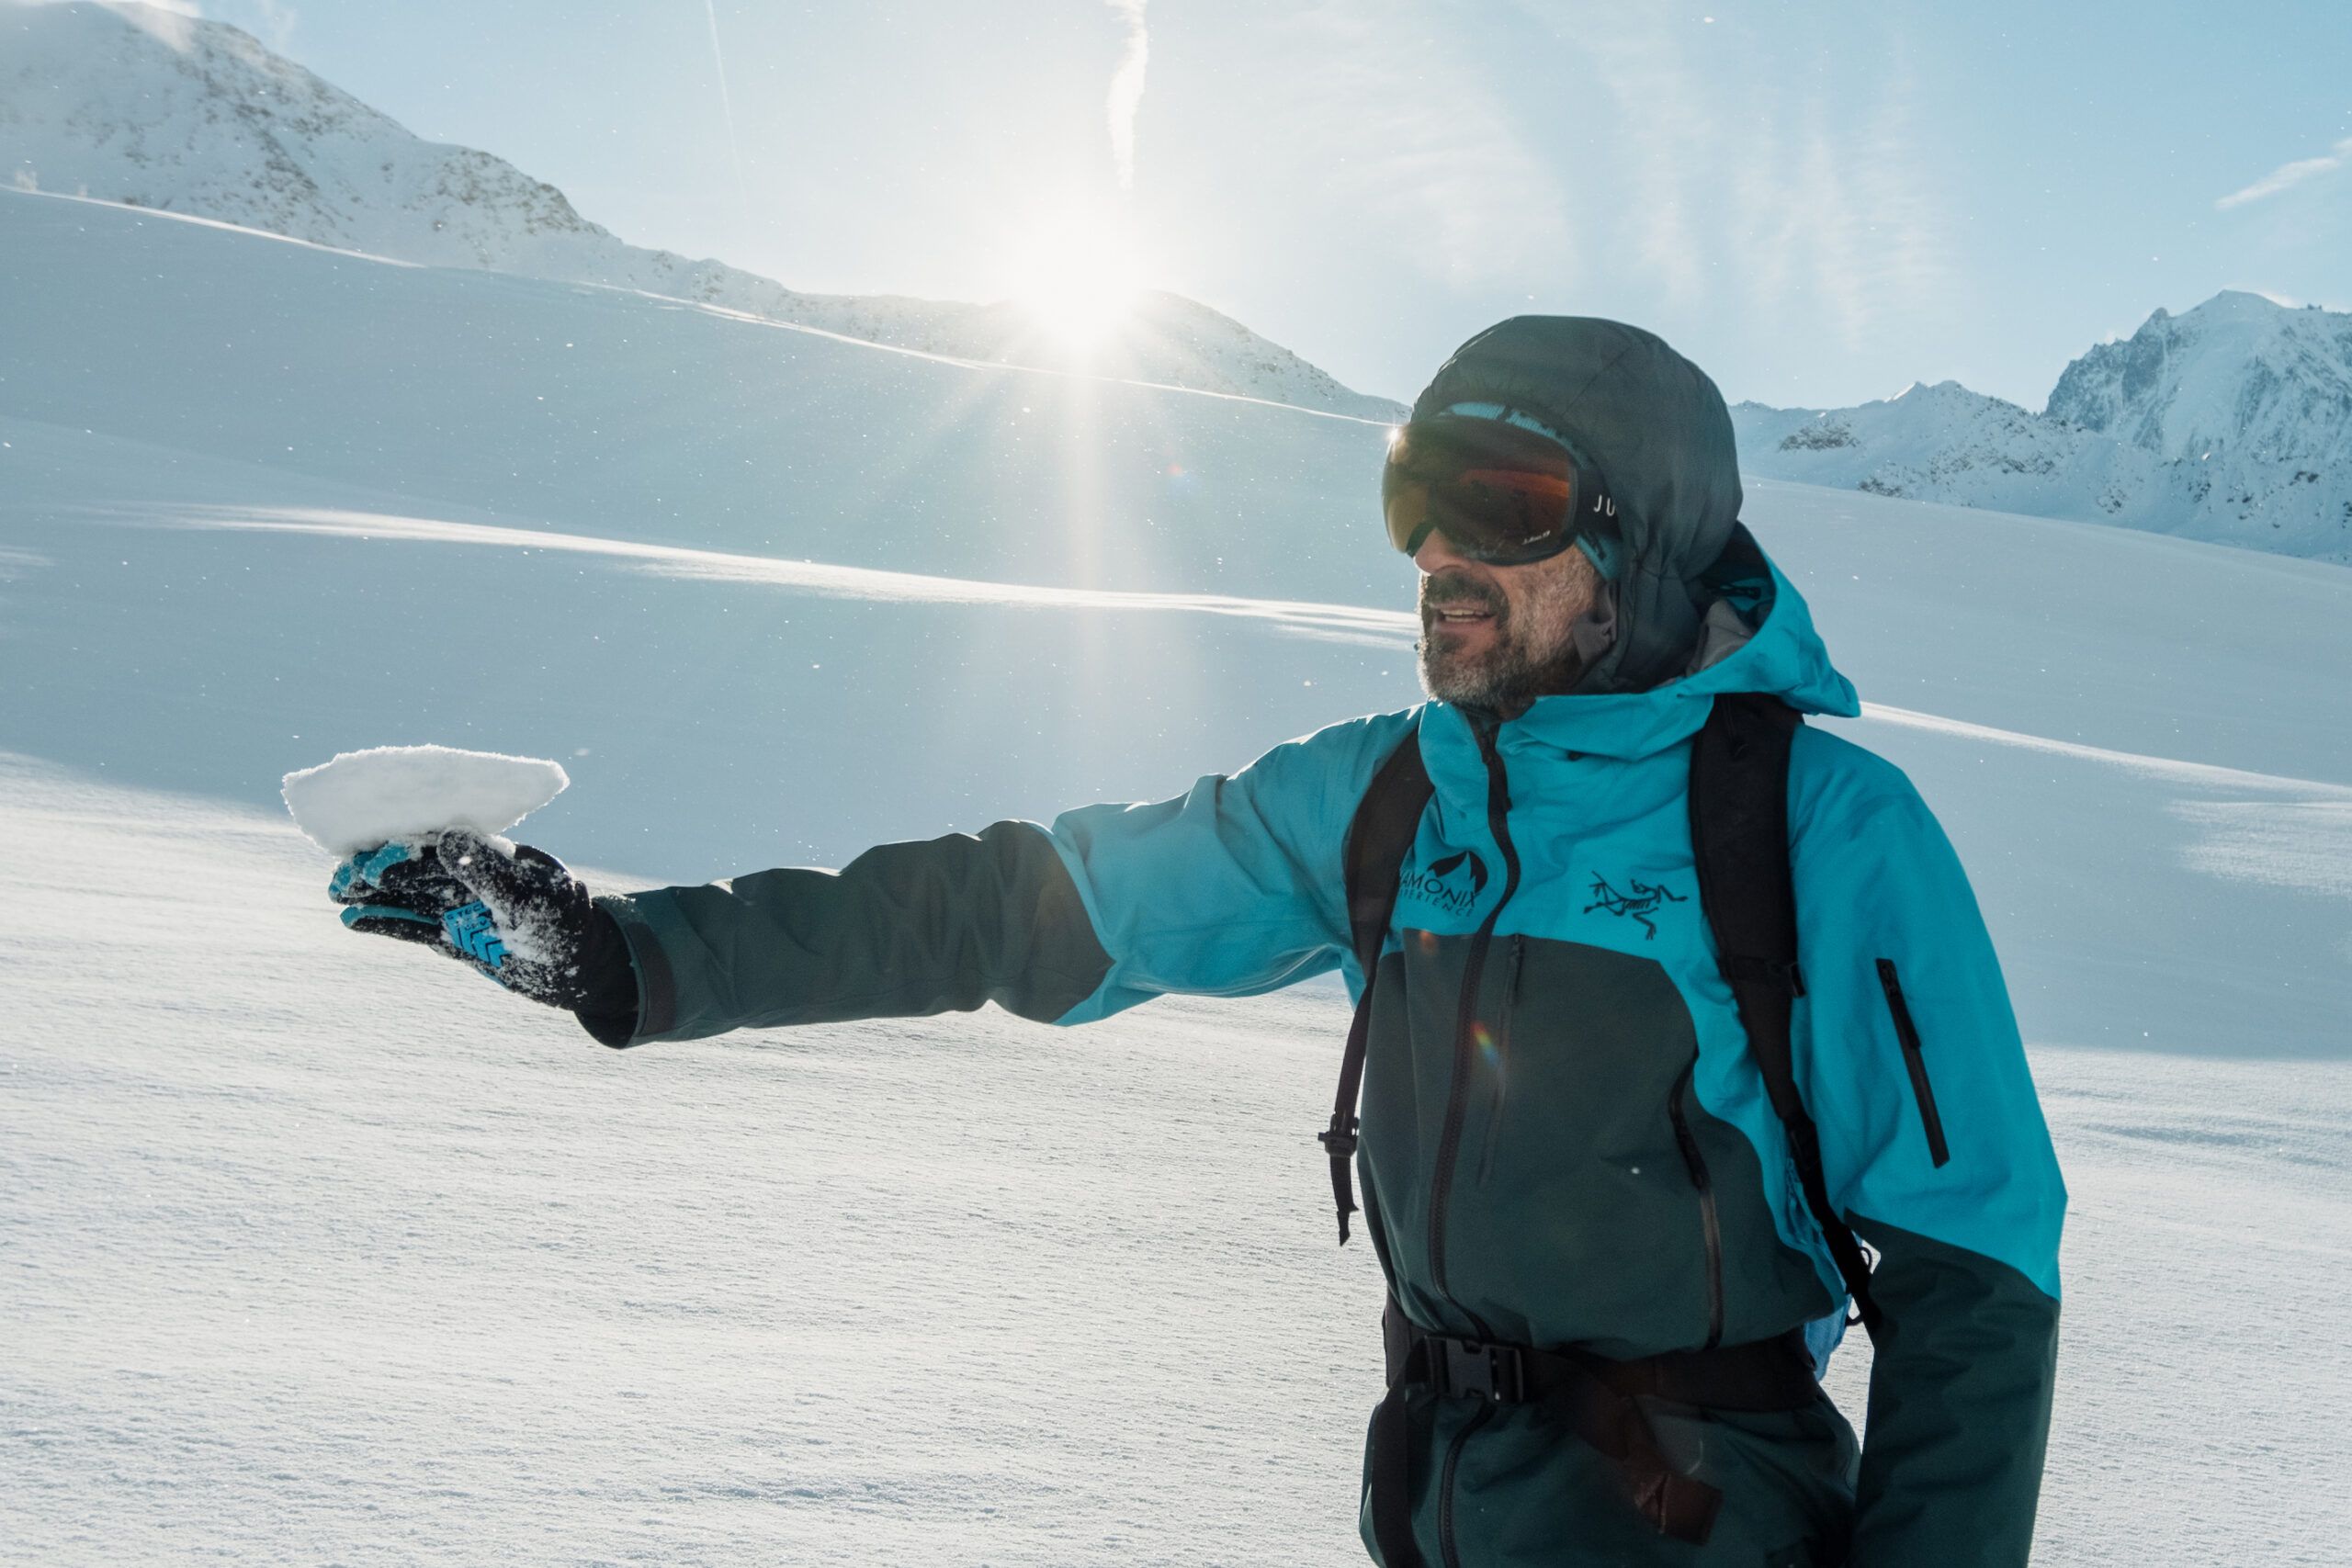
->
xmin=1876 ymin=958 xmax=1950 ymax=1168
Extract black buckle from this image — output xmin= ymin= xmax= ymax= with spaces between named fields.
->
xmin=1723 ymin=954 xmax=1805 ymax=998
xmin=1317 ymin=1113 xmax=1359 ymax=1159
xmin=1434 ymin=1336 xmax=1527 ymax=1403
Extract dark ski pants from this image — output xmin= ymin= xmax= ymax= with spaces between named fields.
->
xmin=1360 ymin=1389 xmax=1860 ymax=1567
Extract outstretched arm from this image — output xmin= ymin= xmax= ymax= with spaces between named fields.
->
xmin=594 ymin=710 xmax=1420 ymax=1046
xmin=596 ymin=819 xmax=1111 ymax=1043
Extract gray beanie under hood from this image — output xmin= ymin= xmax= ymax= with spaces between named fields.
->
xmin=1411 ymin=316 xmax=1742 ymax=693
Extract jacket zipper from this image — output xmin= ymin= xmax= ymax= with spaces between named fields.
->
xmin=1876 ymin=958 xmax=1951 ymax=1167
xmin=1667 ymin=1057 xmax=1727 ymax=1349
xmin=1428 ymin=718 xmax=1521 ymax=1330
xmin=1437 ymin=1402 xmax=1494 ymax=1568
xmin=1429 ymin=720 xmax=1521 ymax=1568
xmin=1475 ymin=934 xmax=1526 ymax=1189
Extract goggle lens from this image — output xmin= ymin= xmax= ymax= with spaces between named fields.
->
xmin=1382 ymin=418 xmax=1609 ymax=566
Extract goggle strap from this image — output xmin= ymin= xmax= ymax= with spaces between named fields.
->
xmin=1576 ymin=530 xmax=1624 ymax=581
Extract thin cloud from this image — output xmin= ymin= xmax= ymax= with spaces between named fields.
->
xmin=1569 ymin=17 xmax=1714 ymax=304
xmin=1724 ymin=52 xmax=1961 ymax=349
xmin=2217 ymin=136 xmax=2352 ymax=210
xmin=1235 ymin=3 xmax=1574 ymax=290
xmin=1487 ymin=5 xmax=1955 ymax=338
xmin=1104 ymin=1 xmax=1148 ymax=191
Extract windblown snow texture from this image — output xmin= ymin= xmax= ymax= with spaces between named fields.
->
xmin=4 ymin=756 xmax=2349 ymax=1566
xmin=281 ymin=745 xmax=568 ymax=855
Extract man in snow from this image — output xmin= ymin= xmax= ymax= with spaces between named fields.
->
xmin=337 ymin=317 xmax=2064 ymax=1567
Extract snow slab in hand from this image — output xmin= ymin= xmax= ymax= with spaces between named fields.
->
xmin=280 ymin=744 xmax=568 ymax=855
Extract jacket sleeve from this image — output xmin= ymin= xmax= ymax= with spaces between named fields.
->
xmin=590 ymin=710 xmax=1418 ymax=1045
xmin=1789 ymin=731 xmax=2066 ymax=1568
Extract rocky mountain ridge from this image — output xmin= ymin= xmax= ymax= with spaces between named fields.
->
xmin=1736 ymin=291 xmax=2352 ymax=563
xmin=0 ymin=1 xmax=1403 ymax=419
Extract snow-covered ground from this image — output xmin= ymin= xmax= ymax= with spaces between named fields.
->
xmin=4 ymin=760 xmax=2348 ymax=1566
xmin=5 ymin=189 xmax=2351 ymax=1562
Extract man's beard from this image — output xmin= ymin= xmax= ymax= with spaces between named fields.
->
xmin=1416 ymin=561 xmax=1590 ymax=713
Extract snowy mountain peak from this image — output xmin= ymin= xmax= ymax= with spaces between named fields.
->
xmin=1734 ymin=292 xmax=2352 ymax=564
xmin=3 ymin=3 xmax=607 ymax=264
xmin=2046 ymin=292 xmax=2352 ymax=473
xmin=1890 ymin=378 xmax=2001 ymax=408
xmin=2185 ymin=288 xmax=2286 ymax=321
xmin=1 ymin=2 xmax=1401 ymax=418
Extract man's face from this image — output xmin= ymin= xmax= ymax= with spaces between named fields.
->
xmin=1414 ymin=529 xmax=1603 ymax=713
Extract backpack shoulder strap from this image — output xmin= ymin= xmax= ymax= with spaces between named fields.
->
xmin=1688 ymin=692 xmax=1880 ymax=1333
xmin=1318 ymin=723 xmax=1433 ymax=1245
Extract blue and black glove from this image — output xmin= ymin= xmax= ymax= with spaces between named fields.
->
xmin=330 ymin=829 xmax=639 ymax=1043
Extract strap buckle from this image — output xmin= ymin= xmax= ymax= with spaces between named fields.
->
xmin=1432 ymin=1335 xmax=1527 ymax=1404
xmin=1721 ymin=953 xmax=1805 ymax=998
xmin=1317 ymin=1112 xmax=1360 ymax=1159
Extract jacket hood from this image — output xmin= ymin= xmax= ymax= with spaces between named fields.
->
xmin=1449 ymin=528 xmax=1862 ymax=762
xmin=1413 ymin=315 xmax=1744 ymax=693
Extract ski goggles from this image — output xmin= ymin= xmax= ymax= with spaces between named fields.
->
xmin=1382 ymin=412 xmax=1618 ymax=566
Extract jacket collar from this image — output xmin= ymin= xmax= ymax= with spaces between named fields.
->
xmin=1426 ymin=551 xmax=1859 ymax=765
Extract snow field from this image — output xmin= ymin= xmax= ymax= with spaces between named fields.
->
xmin=2 ymin=759 xmax=2347 ymax=1565
xmin=5 ymin=479 xmax=2346 ymax=1059
xmin=3 ymin=180 xmax=2350 ymax=1564
xmin=0 ymin=188 xmax=1402 ymax=607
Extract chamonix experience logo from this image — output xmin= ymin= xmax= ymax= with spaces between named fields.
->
xmin=1398 ymin=849 xmax=1489 ymax=918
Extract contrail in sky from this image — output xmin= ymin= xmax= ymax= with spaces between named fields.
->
xmin=1105 ymin=0 xmax=1148 ymax=189
xmin=702 ymin=0 xmax=749 ymax=205
xmin=2216 ymin=135 xmax=2352 ymax=210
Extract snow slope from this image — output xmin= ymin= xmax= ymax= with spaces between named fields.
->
xmin=0 ymin=186 xmax=1400 ymax=603
xmin=0 ymin=1 xmax=1402 ymax=419
xmin=4 ymin=186 xmax=2348 ymax=1048
xmin=4 ymin=184 xmax=2351 ymax=1562
xmin=4 ymin=761 xmax=2348 ymax=1566
xmin=1735 ymin=292 xmax=2352 ymax=563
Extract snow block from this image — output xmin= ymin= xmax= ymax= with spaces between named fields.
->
xmin=281 ymin=744 xmax=569 ymax=855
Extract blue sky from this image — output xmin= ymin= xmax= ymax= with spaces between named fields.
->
xmin=185 ymin=0 xmax=2351 ymax=410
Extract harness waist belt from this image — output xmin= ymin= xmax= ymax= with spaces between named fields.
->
xmin=1385 ymin=1307 xmax=1821 ymax=1413
xmin=1370 ymin=1297 xmax=1820 ymax=1560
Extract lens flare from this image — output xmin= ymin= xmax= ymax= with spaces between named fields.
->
xmin=1006 ymin=209 xmax=1143 ymax=355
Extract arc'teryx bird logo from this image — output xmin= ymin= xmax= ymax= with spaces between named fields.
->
xmin=1583 ymin=874 xmax=1686 ymax=940
xmin=1398 ymin=849 xmax=1490 ymax=918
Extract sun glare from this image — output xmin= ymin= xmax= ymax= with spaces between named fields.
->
xmin=1008 ymin=212 xmax=1144 ymax=355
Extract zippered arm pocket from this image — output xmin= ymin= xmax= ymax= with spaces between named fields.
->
xmin=1875 ymin=958 xmax=1951 ymax=1168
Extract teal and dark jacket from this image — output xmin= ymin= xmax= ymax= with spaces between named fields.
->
xmin=592 ymin=317 xmax=2064 ymax=1565
xmin=592 ymin=548 xmax=2064 ymax=1566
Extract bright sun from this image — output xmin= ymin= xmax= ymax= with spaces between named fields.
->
xmin=1007 ymin=211 xmax=1144 ymax=354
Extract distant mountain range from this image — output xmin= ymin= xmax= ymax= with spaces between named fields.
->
xmin=7 ymin=2 xmax=2346 ymax=562
xmin=1736 ymin=291 xmax=2352 ymax=563
xmin=0 ymin=1 xmax=1404 ymax=420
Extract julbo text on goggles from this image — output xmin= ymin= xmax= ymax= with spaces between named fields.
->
xmin=1381 ymin=414 xmax=1618 ymax=567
